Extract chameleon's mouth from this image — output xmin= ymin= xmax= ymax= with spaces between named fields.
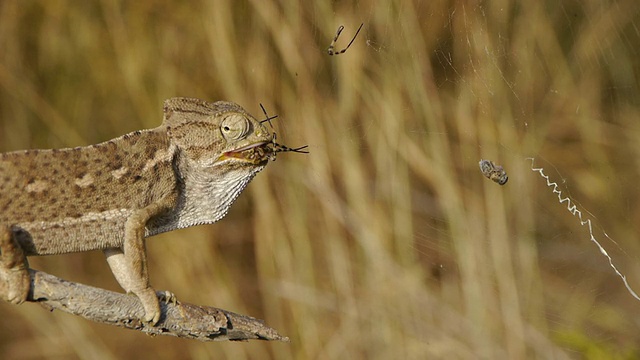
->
xmin=222 ymin=141 xmax=309 ymax=165
xmin=222 ymin=142 xmax=272 ymax=165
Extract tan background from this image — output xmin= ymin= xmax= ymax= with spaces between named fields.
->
xmin=1 ymin=0 xmax=640 ymax=358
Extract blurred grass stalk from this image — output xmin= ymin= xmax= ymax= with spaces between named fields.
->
xmin=1 ymin=0 xmax=639 ymax=359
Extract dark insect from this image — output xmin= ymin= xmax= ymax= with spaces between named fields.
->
xmin=258 ymin=104 xmax=309 ymax=162
xmin=259 ymin=103 xmax=278 ymax=128
xmin=327 ymin=23 xmax=364 ymax=56
xmin=479 ymin=159 xmax=508 ymax=185
xmin=230 ymin=142 xmax=308 ymax=164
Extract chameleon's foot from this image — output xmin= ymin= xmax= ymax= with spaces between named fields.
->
xmin=133 ymin=287 xmax=163 ymax=325
xmin=156 ymin=290 xmax=178 ymax=305
xmin=3 ymin=268 xmax=30 ymax=304
xmin=0 ymin=226 xmax=30 ymax=304
xmin=133 ymin=289 xmax=179 ymax=325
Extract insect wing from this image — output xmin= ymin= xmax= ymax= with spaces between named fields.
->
xmin=479 ymin=160 xmax=495 ymax=179
xmin=479 ymin=159 xmax=508 ymax=186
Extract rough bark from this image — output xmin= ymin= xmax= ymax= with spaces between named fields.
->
xmin=22 ymin=269 xmax=288 ymax=342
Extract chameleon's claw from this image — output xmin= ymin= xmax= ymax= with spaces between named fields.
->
xmin=156 ymin=290 xmax=178 ymax=305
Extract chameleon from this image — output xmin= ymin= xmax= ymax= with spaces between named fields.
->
xmin=0 ymin=97 xmax=305 ymax=325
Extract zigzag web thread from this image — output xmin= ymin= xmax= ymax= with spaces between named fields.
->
xmin=527 ymin=157 xmax=640 ymax=302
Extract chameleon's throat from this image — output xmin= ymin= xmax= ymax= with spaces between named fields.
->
xmin=145 ymin=155 xmax=266 ymax=236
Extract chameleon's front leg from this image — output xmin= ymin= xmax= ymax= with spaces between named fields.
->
xmin=104 ymin=200 xmax=176 ymax=325
xmin=0 ymin=225 xmax=30 ymax=304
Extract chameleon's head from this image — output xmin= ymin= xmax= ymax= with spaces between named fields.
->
xmin=153 ymin=97 xmax=307 ymax=231
xmin=163 ymin=97 xmax=274 ymax=170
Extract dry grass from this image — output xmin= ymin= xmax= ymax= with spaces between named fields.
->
xmin=1 ymin=0 xmax=640 ymax=359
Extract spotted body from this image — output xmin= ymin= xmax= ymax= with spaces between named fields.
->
xmin=479 ymin=159 xmax=508 ymax=185
xmin=0 ymin=97 xmax=282 ymax=325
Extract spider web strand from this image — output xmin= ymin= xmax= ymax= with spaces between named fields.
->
xmin=526 ymin=157 xmax=640 ymax=302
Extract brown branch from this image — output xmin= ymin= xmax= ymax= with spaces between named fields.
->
xmin=24 ymin=269 xmax=288 ymax=342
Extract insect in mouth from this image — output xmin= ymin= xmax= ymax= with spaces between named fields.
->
xmin=479 ymin=159 xmax=508 ymax=185
xmin=258 ymin=104 xmax=309 ymax=162
xmin=327 ymin=23 xmax=364 ymax=56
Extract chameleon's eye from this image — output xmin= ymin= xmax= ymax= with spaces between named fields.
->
xmin=220 ymin=114 xmax=251 ymax=140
